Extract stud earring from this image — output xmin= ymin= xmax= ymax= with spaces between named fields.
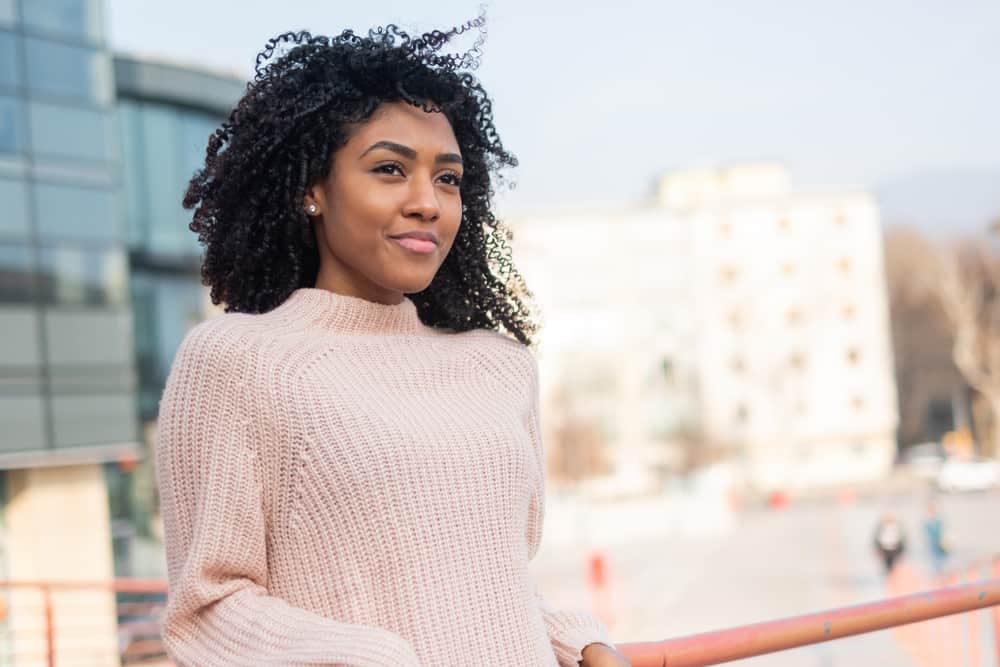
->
xmin=306 ymin=204 xmax=318 ymax=215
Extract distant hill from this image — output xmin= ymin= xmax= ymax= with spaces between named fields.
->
xmin=875 ymin=166 xmax=1000 ymax=239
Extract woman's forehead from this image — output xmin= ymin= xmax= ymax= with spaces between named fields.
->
xmin=348 ymin=102 xmax=459 ymax=152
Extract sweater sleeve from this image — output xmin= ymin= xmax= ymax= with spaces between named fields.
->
xmin=523 ymin=354 xmax=616 ymax=667
xmin=155 ymin=324 xmax=421 ymax=667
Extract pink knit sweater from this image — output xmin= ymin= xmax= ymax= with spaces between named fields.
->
xmin=155 ymin=287 xmax=613 ymax=666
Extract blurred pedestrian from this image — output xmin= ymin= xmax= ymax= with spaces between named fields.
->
xmin=873 ymin=512 xmax=907 ymax=575
xmin=923 ymin=500 xmax=950 ymax=574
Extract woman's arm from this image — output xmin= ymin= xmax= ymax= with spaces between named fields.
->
xmin=156 ymin=324 xmax=421 ymax=667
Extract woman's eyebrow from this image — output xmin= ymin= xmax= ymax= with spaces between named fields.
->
xmin=360 ymin=140 xmax=463 ymax=166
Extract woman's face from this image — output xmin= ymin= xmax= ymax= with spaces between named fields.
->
xmin=306 ymin=101 xmax=464 ymax=304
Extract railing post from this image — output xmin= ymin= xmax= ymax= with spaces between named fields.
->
xmin=993 ymin=559 xmax=1000 ymax=666
xmin=42 ymin=583 xmax=54 ymax=667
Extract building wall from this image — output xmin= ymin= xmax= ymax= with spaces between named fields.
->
xmin=511 ymin=164 xmax=899 ymax=493
xmin=674 ymin=166 xmax=899 ymax=490
xmin=511 ymin=208 xmax=700 ymax=493
xmin=4 ymin=464 xmax=118 ymax=666
xmin=0 ymin=0 xmax=140 ymax=466
xmin=0 ymin=2 xmax=152 ymax=661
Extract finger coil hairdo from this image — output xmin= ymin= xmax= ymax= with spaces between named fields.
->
xmin=183 ymin=14 xmax=537 ymax=345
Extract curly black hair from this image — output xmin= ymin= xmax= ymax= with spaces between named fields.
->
xmin=183 ymin=16 xmax=538 ymax=345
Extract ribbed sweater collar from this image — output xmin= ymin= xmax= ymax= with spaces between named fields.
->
xmin=274 ymin=288 xmax=424 ymax=335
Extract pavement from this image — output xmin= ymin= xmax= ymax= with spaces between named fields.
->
xmin=531 ymin=483 xmax=1000 ymax=666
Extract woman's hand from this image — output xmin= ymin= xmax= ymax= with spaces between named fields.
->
xmin=580 ymin=642 xmax=631 ymax=666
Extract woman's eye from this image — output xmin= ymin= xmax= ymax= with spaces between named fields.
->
xmin=373 ymin=163 xmax=404 ymax=176
xmin=439 ymin=173 xmax=463 ymax=187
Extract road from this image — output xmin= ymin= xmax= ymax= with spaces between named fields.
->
xmin=532 ymin=485 xmax=1000 ymax=666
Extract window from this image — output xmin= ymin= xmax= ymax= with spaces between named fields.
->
xmin=734 ymin=403 xmax=749 ymax=423
xmin=38 ymin=245 xmax=128 ymax=306
xmin=44 ymin=309 xmax=133 ymax=366
xmin=0 ymin=0 xmax=15 ymax=25
xmin=0 ymin=178 xmax=29 ymax=237
xmin=28 ymin=100 xmax=112 ymax=160
xmin=25 ymin=37 xmax=111 ymax=104
xmin=719 ymin=265 xmax=740 ymax=284
xmin=0 ymin=307 xmax=41 ymax=367
xmin=731 ymin=356 xmax=746 ymax=374
xmin=34 ymin=182 xmax=119 ymax=242
xmin=0 ymin=95 xmax=23 ymax=153
xmin=0 ymin=243 xmax=37 ymax=302
xmin=51 ymin=393 xmax=138 ymax=448
xmin=22 ymin=0 xmax=103 ymax=43
xmin=139 ymin=104 xmax=192 ymax=255
xmin=0 ymin=395 xmax=46 ymax=451
xmin=0 ymin=30 xmax=19 ymax=88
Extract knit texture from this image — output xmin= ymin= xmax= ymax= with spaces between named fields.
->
xmin=155 ymin=287 xmax=614 ymax=666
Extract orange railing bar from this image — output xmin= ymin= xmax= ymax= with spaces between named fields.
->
xmin=619 ymin=576 xmax=1000 ymax=667
xmin=0 ymin=578 xmax=169 ymax=593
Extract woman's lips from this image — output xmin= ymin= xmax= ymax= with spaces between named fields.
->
xmin=390 ymin=237 xmax=437 ymax=254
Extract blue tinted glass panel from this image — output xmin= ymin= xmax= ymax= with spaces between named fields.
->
xmin=0 ymin=395 xmax=46 ymax=451
xmin=25 ymin=37 xmax=111 ymax=103
xmin=180 ymin=111 xmax=216 ymax=176
xmin=0 ymin=30 xmax=19 ymax=87
xmin=34 ymin=182 xmax=119 ymax=242
xmin=39 ymin=244 xmax=127 ymax=305
xmin=130 ymin=272 xmax=204 ymax=418
xmin=0 ymin=243 xmax=35 ymax=302
xmin=0 ymin=307 xmax=41 ymax=368
xmin=0 ymin=95 xmax=22 ymax=153
xmin=44 ymin=309 xmax=133 ymax=366
xmin=0 ymin=178 xmax=29 ymax=237
xmin=0 ymin=0 xmax=14 ymax=26
xmin=22 ymin=0 xmax=102 ymax=43
xmin=28 ymin=101 xmax=111 ymax=160
xmin=0 ymin=304 xmax=42 ymax=370
xmin=117 ymin=100 xmax=146 ymax=247
xmin=139 ymin=105 xmax=193 ymax=255
xmin=52 ymin=393 xmax=138 ymax=447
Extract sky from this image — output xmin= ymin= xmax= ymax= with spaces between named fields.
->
xmin=106 ymin=1 xmax=1000 ymax=216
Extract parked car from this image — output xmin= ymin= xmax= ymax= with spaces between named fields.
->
xmin=900 ymin=442 xmax=947 ymax=480
xmin=936 ymin=458 xmax=1000 ymax=493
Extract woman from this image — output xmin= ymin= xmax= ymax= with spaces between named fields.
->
xmin=156 ymin=16 xmax=630 ymax=667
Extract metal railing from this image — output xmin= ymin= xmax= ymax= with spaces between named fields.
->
xmin=619 ymin=561 xmax=1000 ymax=666
xmin=0 ymin=579 xmax=168 ymax=666
xmin=0 ymin=563 xmax=995 ymax=666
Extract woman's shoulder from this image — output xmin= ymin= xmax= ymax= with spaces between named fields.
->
xmin=450 ymin=327 xmax=539 ymax=378
xmin=171 ymin=311 xmax=274 ymax=379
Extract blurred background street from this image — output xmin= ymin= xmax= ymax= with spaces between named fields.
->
xmin=535 ymin=479 xmax=1000 ymax=665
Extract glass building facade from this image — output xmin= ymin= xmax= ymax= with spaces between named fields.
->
xmin=111 ymin=55 xmax=243 ymax=575
xmin=0 ymin=0 xmax=243 ymax=578
xmin=0 ymin=0 xmax=140 ymax=466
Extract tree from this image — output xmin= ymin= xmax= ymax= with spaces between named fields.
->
xmin=936 ymin=235 xmax=1000 ymax=458
xmin=883 ymin=227 xmax=964 ymax=447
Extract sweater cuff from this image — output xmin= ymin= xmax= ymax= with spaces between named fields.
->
xmin=546 ymin=612 xmax=616 ymax=667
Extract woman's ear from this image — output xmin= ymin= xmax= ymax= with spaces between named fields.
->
xmin=303 ymin=184 xmax=324 ymax=217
